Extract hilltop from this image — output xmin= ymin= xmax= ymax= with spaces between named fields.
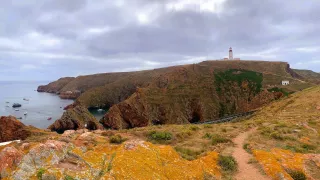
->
xmin=38 ymin=60 xmax=317 ymax=131
xmin=1 ymin=86 xmax=319 ymax=179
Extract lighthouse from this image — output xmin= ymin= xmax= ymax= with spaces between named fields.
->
xmin=229 ymin=47 xmax=233 ymax=60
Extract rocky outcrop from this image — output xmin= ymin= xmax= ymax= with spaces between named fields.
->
xmin=0 ymin=147 xmax=23 ymax=177
xmin=48 ymin=106 xmax=103 ymax=133
xmin=59 ymin=90 xmax=81 ymax=99
xmin=0 ymin=136 xmax=221 ymax=179
xmin=0 ymin=116 xmax=32 ymax=142
xmin=37 ymin=77 xmax=75 ymax=93
xmin=101 ymin=69 xmax=280 ymax=129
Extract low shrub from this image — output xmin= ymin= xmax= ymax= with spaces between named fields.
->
xmin=270 ymin=132 xmax=285 ymax=140
xmin=301 ymin=144 xmax=316 ymax=151
xmin=243 ymin=143 xmax=252 ymax=153
xmin=175 ymin=147 xmax=203 ymax=160
xmin=218 ymin=155 xmax=238 ymax=172
xmin=65 ymin=175 xmax=75 ymax=180
xmin=286 ymin=169 xmax=306 ymax=180
xmin=37 ymin=168 xmax=46 ymax=180
xmin=211 ymin=134 xmax=231 ymax=145
xmin=204 ymin=124 xmax=212 ymax=128
xmin=176 ymin=130 xmax=193 ymax=139
xmin=101 ymin=131 xmax=115 ymax=137
xmin=148 ymin=131 xmax=172 ymax=142
xmin=109 ymin=135 xmax=127 ymax=144
xmin=203 ymin=133 xmax=212 ymax=139
xmin=189 ymin=125 xmax=200 ymax=131
xmin=221 ymin=128 xmax=227 ymax=132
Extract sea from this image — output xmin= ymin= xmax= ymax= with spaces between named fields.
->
xmin=0 ymin=81 xmax=74 ymax=129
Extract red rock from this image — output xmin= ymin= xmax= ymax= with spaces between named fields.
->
xmin=316 ymin=106 xmax=320 ymax=110
xmin=48 ymin=106 xmax=103 ymax=133
xmin=62 ymin=130 xmax=76 ymax=137
xmin=20 ymin=143 xmax=30 ymax=151
xmin=0 ymin=147 xmax=23 ymax=173
xmin=0 ymin=116 xmax=31 ymax=143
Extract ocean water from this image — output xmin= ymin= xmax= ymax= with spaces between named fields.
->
xmin=0 ymin=81 xmax=74 ymax=129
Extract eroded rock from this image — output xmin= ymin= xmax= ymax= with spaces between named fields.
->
xmin=0 ymin=116 xmax=31 ymax=142
xmin=48 ymin=106 xmax=103 ymax=133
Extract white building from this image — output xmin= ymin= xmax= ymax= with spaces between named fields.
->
xmin=225 ymin=47 xmax=240 ymax=60
xmin=282 ymin=80 xmax=289 ymax=86
xmin=229 ymin=47 xmax=233 ymax=60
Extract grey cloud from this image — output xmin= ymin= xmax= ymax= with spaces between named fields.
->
xmin=0 ymin=0 xmax=319 ymax=81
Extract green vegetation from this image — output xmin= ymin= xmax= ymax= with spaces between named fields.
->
xmin=214 ymin=69 xmax=263 ymax=95
xmin=286 ymin=169 xmax=306 ymax=180
xmin=175 ymin=147 xmax=203 ymax=160
xmin=109 ymin=135 xmax=127 ymax=144
xmin=218 ymin=155 xmax=238 ymax=172
xmin=267 ymin=87 xmax=290 ymax=96
xmin=148 ymin=131 xmax=172 ymax=143
xmin=189 ymin=125 xmax=200 ymax=131
xmin=211 ymin=134 xmax=231 ymax=145
xmin=65 ymin=175 xmax=75 ymax=180
xmin=36 ymin=168 xmax=46 ymax=180
xmin=243 ymin=143 xmax=252 ymax=154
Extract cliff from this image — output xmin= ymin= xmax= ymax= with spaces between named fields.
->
xmin=37 ymin=77 xmax=75 ymax=93
xmin=100 ymin=69 xmax=279 ymax=129
xmin=42 ymin=60 xmax=315 ymax=129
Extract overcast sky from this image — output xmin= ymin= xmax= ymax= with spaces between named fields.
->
xmin=0 ymin=0 xmax=319 ymax=80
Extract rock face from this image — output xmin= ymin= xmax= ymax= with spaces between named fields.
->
xmin=59 ymin=90 xmax=81 ymax=99
xmin=48 ymin=106 xmax=103 ymax=133
xmin=101 ymin=69 xmax=278 ymax=129
xmin=37 ymin=77 xmax=75 ymax=93
xmin=44 ymin=61 xmax=314 ymax=129
xmin=0 ymin=137 xmax=221 ymax=179
xmin=0 ymin=116 xmax=32 ymax=142
xmin=0 ymin=146 xmax=23 ymax=178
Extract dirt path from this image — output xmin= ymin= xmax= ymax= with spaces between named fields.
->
xmin=232 ymin=129 xmax=270 ymax=180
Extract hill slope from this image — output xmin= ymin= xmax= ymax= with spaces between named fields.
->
xmin=39 ymin=60 xmax=315 ymax=130
xmin=293 ymin=69 xmax=320 ymax=84
xmin=1 ymin=86 xmax=319 ymax=180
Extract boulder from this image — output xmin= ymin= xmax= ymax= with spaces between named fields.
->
xmin=0 ymin=147 xmax=23 ymax=178
xmin=48 ymin=106 xmax=103 ymax=133
xmin=0 ymin=116 xmax=31 ymax=142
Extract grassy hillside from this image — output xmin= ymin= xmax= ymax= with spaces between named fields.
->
xmin=76 ymin=61 xmax=312 ymax=108
xmin=2 ymin=86 xmax=319 ymax=180
xmin=293 ymin=69 xmax=320 ymax=84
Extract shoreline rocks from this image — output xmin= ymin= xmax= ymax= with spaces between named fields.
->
xmin=48 ymin=106 xmax=103 ymax=133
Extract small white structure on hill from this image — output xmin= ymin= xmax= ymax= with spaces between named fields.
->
xmin=282 ymin=80 xmax=289 ymax=86
xmin=229 ymin=47 xmax=233 ymax=60
xmin=224 ymin=47 xmax=240 ymax=60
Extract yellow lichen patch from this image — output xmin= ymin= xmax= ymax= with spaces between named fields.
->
xmin=108 ymin=141 xmax=221 ymax=179
xmin=299 ymin=137 xmax=311 ymax=145
xmin=253 ymin=150 xmax=293 ymax=180
xmin=271 ymin=149 xmax=304 ymax=172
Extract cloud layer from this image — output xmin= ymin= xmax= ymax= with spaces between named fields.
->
xmin=0 ymin=0 xmax=319 ymax=80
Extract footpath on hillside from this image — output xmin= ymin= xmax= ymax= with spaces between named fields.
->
xmin=232 ymin=129 xmax=271 ymax=180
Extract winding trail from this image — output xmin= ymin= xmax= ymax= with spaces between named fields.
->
xmin=232 ymin=129 xmax=270 ymax=180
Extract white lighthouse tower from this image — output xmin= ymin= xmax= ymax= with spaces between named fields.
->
xmin=229 ymin=47 xmax=233 ymax=60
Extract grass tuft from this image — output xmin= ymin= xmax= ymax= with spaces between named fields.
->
xmin=218 ymin=155 xmax=238 ymax=173
xmin=109 ymin=135 xmax=127 ymax=144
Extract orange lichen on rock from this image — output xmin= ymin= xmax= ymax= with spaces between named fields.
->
xmin=254 ymin=148 xmax=310 ymax=180
xmin=70 ymin=140 xmax=221 ymax=179
xmin=253 ymin=150 xmax=293 ymax=180
xmin=271 ymin=149 xmax=304 ymax=172
xmin=299 ymin=137 xmax=311 ymax=144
